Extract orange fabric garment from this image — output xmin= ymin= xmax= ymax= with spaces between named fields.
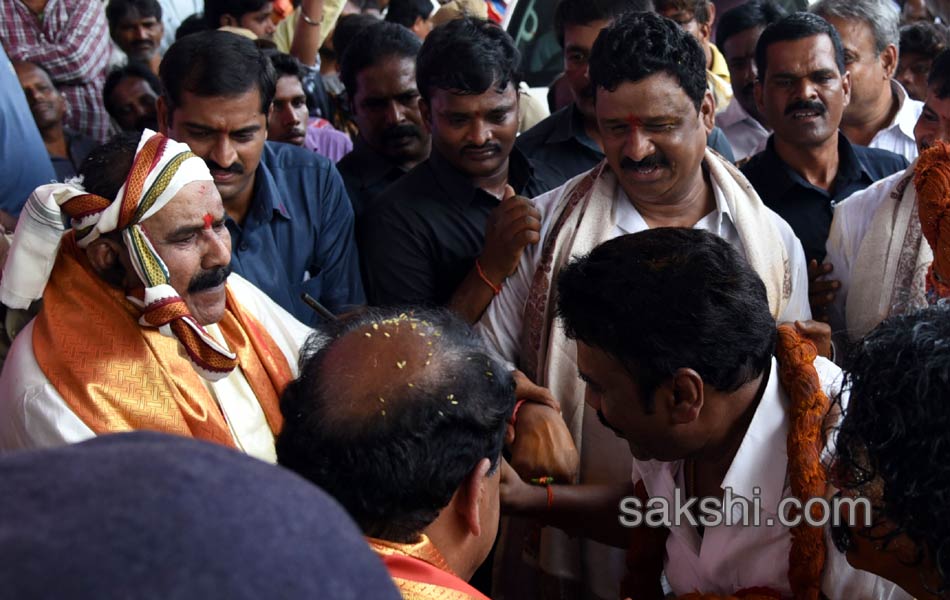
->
xmin=367 ymin=536 xmax=489 ymax=600
xmin=915 ymin=141 xmax=950 ymax=297
xmin=32 ymin=233 xmax=292 ymax=446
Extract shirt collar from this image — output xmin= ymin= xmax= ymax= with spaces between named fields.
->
xmin=428 ymin=145 xmax=536 ymax=205
xmin=248 ymin=149 xmax=292 ymax=224
xmin=612 ymin=162 xmax=734 ymax=236
xmin=758 ymin=133 xmax=870 ymax=198
xmin=547 ymin=104 xmax=602 ymax=152
xmin=717 ymin=100 xmax=767 ymax=134
xmin=721 ymin=357 xmax=788 ymax=514
xmin=348 ymin=137 xmax=408 ymax=186
xmin=887 ymin=80 xmax=922 ymax=143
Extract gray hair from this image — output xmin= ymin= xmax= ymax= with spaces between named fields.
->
xmin=810 ymin=0 xmax=899 ymax=53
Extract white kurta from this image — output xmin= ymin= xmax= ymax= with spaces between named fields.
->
xmin=478 ymin=174 xmax=812 ymax=365
xmin=824 ymin=169 xmax=907 ymax=335
xmin=0 ymin=273 xmax=314 ymax=461
xmin=633 ymin=357 xmax=910 ymax=599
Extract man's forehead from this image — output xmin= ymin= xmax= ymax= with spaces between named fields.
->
xmin=276 ymin=75 xmax=305 ymax=97
xmin=174 ymin=89 xmax=265 ymax=124
xmin=431 ymin=83 xmax=517 ymax=110
xmin=764 ymin=35 xmax=838 ymax=69
xmin=595 ymin=75 xmax=695 ymax=116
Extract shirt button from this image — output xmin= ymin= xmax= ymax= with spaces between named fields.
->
xmin=239 ymin=242 xmax=249 ymax=251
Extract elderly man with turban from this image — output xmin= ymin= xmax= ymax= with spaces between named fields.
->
xmin=0 ymin=130 xmax=311 ymax=459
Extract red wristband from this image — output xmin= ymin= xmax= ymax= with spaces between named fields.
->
xmin=475 ymin=259 xmax=502 ymax=295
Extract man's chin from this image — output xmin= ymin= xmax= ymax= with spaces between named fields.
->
xmin=187 ymin=285 xmax=228 ymax=325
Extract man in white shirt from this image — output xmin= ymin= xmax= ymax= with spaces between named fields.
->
xmin=824 ymin=49 xmax=950 ymax=342
xmin=715 ymin=0 xmax=786 ymax=163
xmin=502 ymin=228 xmax=908 ymax=599
xmin=0 ymin=130 xmax=312 ymax=460
xmin=812 ymin=0 xmax=923 ymax=162
xmin=478 ymin=12 xmax=813 ymax=599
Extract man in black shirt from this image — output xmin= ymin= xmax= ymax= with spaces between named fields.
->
xmin=337 ymin=22 xmax=428 ymax=217
xmin=359 ymin=18 xmax=554 ymax=321
xmin=741 ymin=13 xmax=906 ymax=318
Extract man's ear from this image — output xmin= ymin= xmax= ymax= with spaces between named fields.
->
xmin=754 ymin=79 xmax=765 ymax=116
xmin=219 ymin=13 xmax=237 ymax=28
xmin=880 ymin=43 xmax=899 ymax=79
xmin=419 ymin=97 xmax=431 ymax=126
xmin=658 ymin=368 xmax=704 ymax=425
xmin=456 ymin=458 xmax=492 ymax=537
xmin=86 ymin=237 xmax=129 ymax=287
xmin=700 ymin=2 xmax=715 ymax=43
xmin=157 ymin=96 xmax=170 ymax=134
xmin=419 ymin=97 xmax=435 ymax=135
xmin=700 ymin=90 xmax=715 ymax=133
xmin=841 ymin=70 xmax=852 ymax=108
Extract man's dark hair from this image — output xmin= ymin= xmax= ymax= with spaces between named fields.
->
xmin=204 ymin=0 xmax=269 ymax=28
xmin=833 ymin=303 xmax=950 ymax=590
xmin=928 ymin=48 xmax=950 ymax=99
xmin=654 ymin=0 xmax=712 ymax=24
xmin=106 ymin=0 xmax=163 ymax=29
xmin=557 ymin=228 xmax=776 ymax=412
xmin=276 ymin=308 xmax=516 ymax=544
xmin=330 ymin=13 xmax=381 ymax=63
xmin=266 ymin=50 xmax=304 ymax=82
xmin=553 ymin=0 xmax=654 ymax=47
xmin=78 ymin=132 xmax=140 ymax=200
xmin=755 ymin=12 xmax=845 ymax=79
xmin=159 ymin=30 xmax=276 ymax=119
xmin=716 ymin=0 xmax=787 ymax=49
xmin=102 ymin=62 xmax=162 ymax=116
xmin=901 ymin=22 xmax=948 ymax=60
xmin=340 ymin=21 xmax=421 ymax=99
xmin=588 ymin=11 xmax=707 ymax=110
xmin=384 ymin=0 xmax=432 ymax=28
xmin=176 ymin=12 xmax=211 ymax=39
xmin=415 ymin=17 xmax=521 ymax=103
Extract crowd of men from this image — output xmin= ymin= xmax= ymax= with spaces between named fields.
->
xmin=2 ymin=0 xmax=950 ymax=598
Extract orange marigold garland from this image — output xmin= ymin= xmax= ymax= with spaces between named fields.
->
xmin=775 ymin=325 xmax=829 ymax=600
xmin=914 ymin=141 xmax=950 ymax=301
xmin=660 ymin=326 xmax=829 ymax=600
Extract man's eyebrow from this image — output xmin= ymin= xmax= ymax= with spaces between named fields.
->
xmin=166 ymin=216 xmax=225 ymax=239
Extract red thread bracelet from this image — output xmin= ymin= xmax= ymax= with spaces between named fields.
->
xmin=475 ymin=259 xmax=502 ymax=295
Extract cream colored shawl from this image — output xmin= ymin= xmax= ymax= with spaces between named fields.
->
xmin=845 ymin=165 xmax=931 ymax=341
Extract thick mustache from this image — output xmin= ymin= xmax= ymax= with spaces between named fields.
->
xmin=462 ymin=143 xmax=502 ymax=154
xmin=621 ymin=155 xmax=668 ymax=170
xmin=205 ymin=159 xmax=244 ymax=175
xmin=785 ymin=100 xmax=826 ymax=116
xmin=188 ymin=264 xmax=231 ymax=293
xmin=382 ymin=124 xmax=420 ymax=142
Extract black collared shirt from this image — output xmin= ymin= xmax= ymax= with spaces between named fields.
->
xmin=517 ymin=103 xmax=737 ymax=188
xmin=516 ymin=104 xmax=603 ymax=187
xmin=358 ymin=147 xmax=554 ymax=306
xmin=336 ymin=138 xmax=408 ymax=218
xmin=741 ymin=134 xmax=907 ymax=263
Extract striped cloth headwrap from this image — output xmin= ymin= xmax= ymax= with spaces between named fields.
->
xmin=0 ymin=129 xmax=239 ymax=381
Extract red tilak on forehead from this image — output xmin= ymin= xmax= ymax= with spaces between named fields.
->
xmin=203 ymin=214 xmax=213 ymax=229
xmin=625 ymin=114 xmax=643 ymax=128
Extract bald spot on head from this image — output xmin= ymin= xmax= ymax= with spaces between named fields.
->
xmin=319 ymin=314 xmax=478 ymax=425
